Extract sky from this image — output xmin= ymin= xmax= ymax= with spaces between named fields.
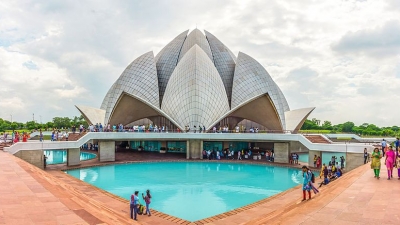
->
xmin=1 ymin=0 xmax=400 ymax=127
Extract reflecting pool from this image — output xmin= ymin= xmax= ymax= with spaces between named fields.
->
xmin=44 ymin=150 xmax=96 ymax=164
xmin=66 ymin=162 xmax=306 ymax=221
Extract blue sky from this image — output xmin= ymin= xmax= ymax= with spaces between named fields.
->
xmin=0 ymin=0 xmax=399 ymax=126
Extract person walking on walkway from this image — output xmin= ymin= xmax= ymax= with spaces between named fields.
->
xmin=385 ymin=146 xmax=395 ymax=180
xmin=301 ymin=166 xmax=312 ymax=201
xmin=130 ymin=191 xmax=139 ymax=220
xmin=364 ymin=148 xmax=368 ymax=164
xmin=396 ymin=149 xmax=400 ymax=179
xmin=142 ymin=190 xmax=152 ymax=216
xmin=381 ymin=139 xmax=387 ymax=157
xmin=371 ymin=148 xmax=382 ymax=179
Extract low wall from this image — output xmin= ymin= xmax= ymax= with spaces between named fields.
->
xmin=345 ymin=152 xmax=364 ymax=171
xmin=14 ymin=150 xmax=44 ymax=169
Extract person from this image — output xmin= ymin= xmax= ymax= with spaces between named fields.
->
xmin=316 ymin=156 xmax=321 ymax=168
xmin=301 ymin=166 xmax=319 ymax=200
xmin=43 ymin=154 xmax=47 ymax=169
xmin=271 ymin=150 xmax=275 ymax=162
xmin=396 ymin=149 xmax=400 ymax=180
xmin=385 ymin=146 xmax=395 ymax=180
xmin=313 ymin=155 xmax=317 ymax=167
xmin=130 ymin=191 xmax=139 ymax=220
xmin=237 ymin=150 xmax=242 ymax=160
xmin=39 ymin=130 xmax=43 ymax=142
xmin=364 ymin=148 xmax=368 ymax=164
xmin=319 ymin=163 xmax=326 ymax=178
xmin=22 ymin=132 xmax=28 ymax=142
xmin=395 ymin=138 xmax=399 ymax=151
xmin=371 ymin=148 xmax=382 ymax=179
xmin=340 ymin=156 xmax=345 ymax=168
xmin=381 ymin=139 xmax=387 ymax=157
xmin=142 ymin=190 xmax=152 ymax=216
xmin=319 ymin=165 xmax=329 ymax=187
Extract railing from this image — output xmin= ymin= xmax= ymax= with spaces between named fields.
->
xmin=4 ymin=132 xmax=376 ymax=155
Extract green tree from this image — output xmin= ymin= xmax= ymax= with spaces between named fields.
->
xmin=341 ymin=121 xmax=355 ymax=132
xmin=321 ymin=121 xmax=332 ymax=130
xmin=52 ymin=117 xmax=71 ymax=129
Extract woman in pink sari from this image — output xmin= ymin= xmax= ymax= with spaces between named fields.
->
xmin=385 ymin=146 xmax=395 ymax=180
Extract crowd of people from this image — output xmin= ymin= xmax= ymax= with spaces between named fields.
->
xmin=201 ymin=149 xmax=275 ymax=161
xmin=371 ymin=140 xmax=400 ymax=180
xmin=1 ymin=131 xmax=30 ymax=143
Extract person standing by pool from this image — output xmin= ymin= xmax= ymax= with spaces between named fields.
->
xmin=385 ymin=146 xmax=395 ymax=180
xmin=142 ymin=190 xmax=152 ymax=216
xmin=316 ymin=156 xmax=321 ymax=168
xmin=313 ymin=155 xmax=317 ymax=167
xmin=319 ymin=163 xmax=326 ymax=178
xmin=371 ymin=148 xmax=382 ymax=179
xmin=237 ymin=150 xmax=242 ymax=160
xmin=301 ymin=166 xmax=312 ymax=201
xmin=130 ymin=191 xmax=139 ymax=220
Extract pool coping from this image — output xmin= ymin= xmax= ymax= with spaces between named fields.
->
xmin=60 ymin=159 xmax=318 ymax=224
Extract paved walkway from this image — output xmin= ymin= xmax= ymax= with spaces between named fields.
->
xmin=1 ymin=150 xmax=400 ymax=224
xmin=248 ymin=161 xmax=400 ymax=225
xmin=0 ymin=151 xmax=87 ymax=224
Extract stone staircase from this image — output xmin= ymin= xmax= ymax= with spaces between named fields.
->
xmin=0 ymin=142 xmax=11 ymax=151
xmin=304 ymin=135 xmax=331 ymax=144
xmin=61 ymin=132 xmax=87 ymax=141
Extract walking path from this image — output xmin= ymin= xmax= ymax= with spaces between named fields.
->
xmin=1 ymin=150 xmax=400 ymax=224
xmin=0 ymin=151 xmax=87 ymax=224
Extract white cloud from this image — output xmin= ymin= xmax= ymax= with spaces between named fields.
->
xmin=0 ymin=0 xmax=399 ymax=127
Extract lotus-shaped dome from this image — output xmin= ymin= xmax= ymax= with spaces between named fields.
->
xmin=76 ymin=29 xmax=315 ymax=133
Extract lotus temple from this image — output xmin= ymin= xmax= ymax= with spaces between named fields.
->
xmin=75 ymin=29 xmax=315 ymax=133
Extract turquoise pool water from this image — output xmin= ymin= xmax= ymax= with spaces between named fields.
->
xmin=44 ymin=150 xmax=96 ymax=164
xmin=298 ymin=153 xmax=308 ymax=163
xmin=66 ymin=162 xmax=306 ymax=221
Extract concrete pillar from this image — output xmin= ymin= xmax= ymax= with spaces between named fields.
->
xmin=186 ymin=141 xmax=190 ymax=159
xmin=273 ymin=143 xmax=289 ymax=163
xmin=308 ymin=150 xmax=321 ymax=168
xmin=67 ymin=148 xmax=80 ymax=166
xmin=99 ymin=141 xmax=115 ymax=162
xmin=14 ymin=150 xmax=44 ymax=169
xmin=186 ymin=140 xmax=202 ymax=159
xmin=345 ymin=152 xmax=363 ymax=171
xmin=200 ymin=141 xmax=204 ymax=159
